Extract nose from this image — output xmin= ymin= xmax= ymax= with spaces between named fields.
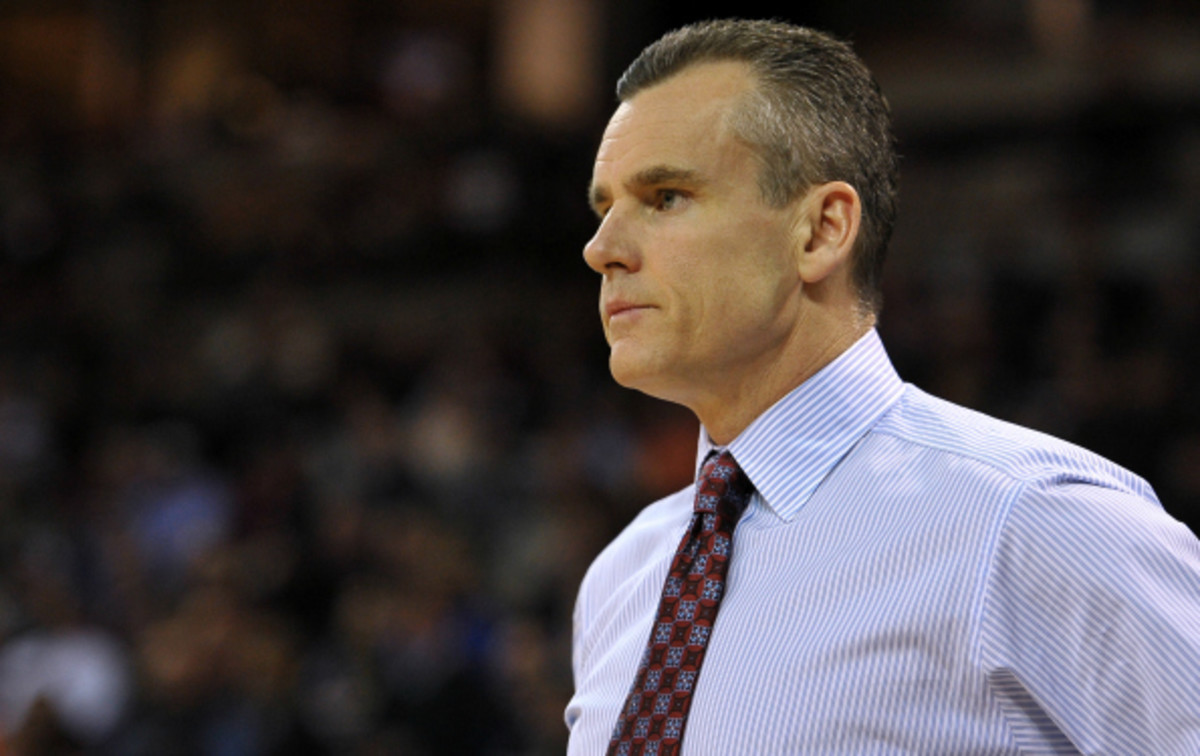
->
xmin=583 ymin=210 xmax=639 ymax=275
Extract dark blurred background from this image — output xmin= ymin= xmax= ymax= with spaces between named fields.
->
xmin=0 ymin=1 xmax=1197 ymax=754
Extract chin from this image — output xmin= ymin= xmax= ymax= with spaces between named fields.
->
xmin=608 ymin=353 xmax=645 ymax=390
xmin=609 ymin=346 xmax=654 ymax=386
xmin=608 ymin=351 xmax=678 ymax=402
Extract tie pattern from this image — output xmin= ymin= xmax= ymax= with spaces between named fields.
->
xmin=608 ymin=451 xmax=753 ymax=756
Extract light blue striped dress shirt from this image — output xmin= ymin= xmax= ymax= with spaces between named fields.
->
xmin=566 ymin=329 xmax=1200 ymax=754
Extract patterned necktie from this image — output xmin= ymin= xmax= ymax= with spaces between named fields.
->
xmin=608 ymin=450 xmax=753 ymax=756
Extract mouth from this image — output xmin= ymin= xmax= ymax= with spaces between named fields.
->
xmin=604 ymin=301 xmax=652 ymax=322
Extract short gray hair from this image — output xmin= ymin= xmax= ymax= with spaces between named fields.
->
xmin=616 ymin=19 xmax=899 ymax=315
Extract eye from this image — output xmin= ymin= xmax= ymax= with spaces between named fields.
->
xmin=654 ymin=189 xmax=686 ymax=212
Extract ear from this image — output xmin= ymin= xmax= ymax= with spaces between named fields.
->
xmin=793 ymin=181 xmax=861 ymax=285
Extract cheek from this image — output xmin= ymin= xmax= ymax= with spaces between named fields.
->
xmin=706 ymin=254 xmax=797 ymax=333
xmin=658 ymin=218 xmax=791 ymax=324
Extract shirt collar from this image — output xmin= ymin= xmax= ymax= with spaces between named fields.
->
xmin=696 ymin=329 xmax=904 ymax=522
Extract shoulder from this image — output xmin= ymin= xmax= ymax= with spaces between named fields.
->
xmin=872 ymin=385 xmax=1157 ymax=502
xmin=977 ymin=473 xmax=1200 ymax=750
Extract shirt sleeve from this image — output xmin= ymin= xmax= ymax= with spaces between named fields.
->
xmin=979 ymin=480 xmax=1200 ymax=754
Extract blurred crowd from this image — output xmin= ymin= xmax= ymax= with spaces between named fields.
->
xmin=0 ymin=1 xmax=1198 ymax=755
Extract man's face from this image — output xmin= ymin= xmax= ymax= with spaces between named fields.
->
xmin=585 ymin=61 xmax=806 ymax=407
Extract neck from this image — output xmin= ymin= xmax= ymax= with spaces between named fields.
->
xmin=693 ymin=312 xmax=872 ymax=446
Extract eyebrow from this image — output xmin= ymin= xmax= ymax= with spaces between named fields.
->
xmin=588 ymin=165 xmax=707 ymax=213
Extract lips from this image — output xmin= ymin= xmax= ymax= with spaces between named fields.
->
xmin=604 ymin=300 xmax=652 ymax=321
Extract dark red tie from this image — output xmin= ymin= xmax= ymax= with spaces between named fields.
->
xmin=608 ymin=451 xmax=753 ymax=756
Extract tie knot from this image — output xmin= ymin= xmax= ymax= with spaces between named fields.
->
xmin=695 ymin=451 xmax=753 ymax=520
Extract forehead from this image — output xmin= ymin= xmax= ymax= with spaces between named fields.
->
xmin=592 ymin=61 xmax=757 ymax=189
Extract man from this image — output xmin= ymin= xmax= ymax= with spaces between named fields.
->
xmin=565 ymin=18 xmax=1200 ymax=755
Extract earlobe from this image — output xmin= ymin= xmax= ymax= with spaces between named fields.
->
xmin=796 ymin=181 xmax=861 ymax=284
